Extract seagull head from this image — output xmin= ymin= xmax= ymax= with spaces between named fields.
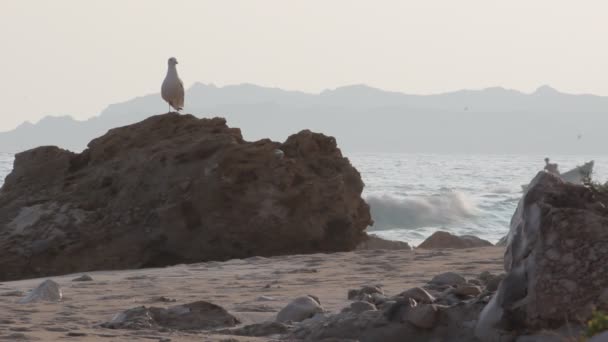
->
xmin=168 ymin=57 xmax=178 ymax=66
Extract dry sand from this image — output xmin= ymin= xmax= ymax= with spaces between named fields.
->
xmin=0 ymin=247 xmax=504 ymax=341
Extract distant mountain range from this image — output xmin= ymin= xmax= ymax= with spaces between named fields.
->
xmin=3 ymin=83 xmax=608 ymax=154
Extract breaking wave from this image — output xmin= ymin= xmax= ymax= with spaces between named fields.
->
xmin=366 ymin=191 xmax=479 ymax=230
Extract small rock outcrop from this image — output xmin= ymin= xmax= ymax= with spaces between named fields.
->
xmin=18 ymin=279 xmax=62 ymax=304
xmin=0 ymin=113 xmax=371 ymax=281
xmin=102 ymin=301 xmax=239 ymax=330
xmin=396 ymin=287 xmax=435 ymax=304
xmin=476 ymin=172 xmax=608 ymax=340
xmin=72 ymin=274 xmax=93 ymax=282
xmin=417 ymin=231 xmax=493 ymax=249
xmin=276 ymin=295 xmax=324 ymax=323
xmin=356 ymin=234 xmax=412 ymax=250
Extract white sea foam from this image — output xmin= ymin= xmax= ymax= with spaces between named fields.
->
xmin=366 ymin=191 xmax=478 ymax=230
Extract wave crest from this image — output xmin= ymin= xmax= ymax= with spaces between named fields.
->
xmin=366 ymin=191 xmax=478 ymax=230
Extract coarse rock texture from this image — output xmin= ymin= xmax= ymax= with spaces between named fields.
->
xmin=476 ymin=171 xmax=608 ymax=340
xmin=0 ymin=113 xmax=372 ymax=281
xmin=101 ymin=301 xmax=239 ymax=330
xmin=429 ymin=272 xmax=467 ymax=287
xmin=276 ymin=295 xmax=324 ymax=322
xmin=396 ymin=287 xmax=435 ymax=304
xmin=417 ymin=231 xmax=493 ymax=249
xmin=18 ymin=279 xmax=62 ymax=304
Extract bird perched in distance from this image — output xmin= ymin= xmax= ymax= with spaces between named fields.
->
xmin=161 ymin=57 xmax=184 ymax=112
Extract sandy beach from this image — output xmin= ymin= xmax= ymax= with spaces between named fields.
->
xmin=0 ymin=247 xmax=504 ymax=341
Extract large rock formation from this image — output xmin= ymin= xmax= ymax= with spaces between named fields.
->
xmin=476 ymin=171 xmax=608 ymax=340
xmin=0 ymin=113 xmax=371 ymax=281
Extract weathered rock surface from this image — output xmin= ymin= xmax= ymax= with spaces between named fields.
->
xmin=356 ymin=234 xmax=412 ymax=250
xmin=18 ymin=279 xmax=62 ymax=304
xmin=451 ymin=284 xmax=482 ymax=297
xmin=72 ymin=274 xmax=93 ymax=282
xmin=347 ymin=285 xmax=384 ymax=301
xmin=404 ymin=303 xmax=439 ymax=329
xmin=276 ymin=295 xmax=324 ymax=323
xmin=429 ymin=272 xmax=467 ymax=287
xmin=478 ymin=271 xmax=505 ymax=292
xmin=352 ymin=301 xmax=378 ymax=313
xmin=395 ymin=287 xmax=435 ymax=304
xmin=101 ymin=301 xmax=239 ymax=330
xmin=0 ymin=113 xmax=371 ymax=281
xmin=418 ymin=231 xmax=493 ymax=249
xmin=476 ymin=171 xmax=608 ymax=340
xmin=292 ymin=309 xmax=417 ymax=342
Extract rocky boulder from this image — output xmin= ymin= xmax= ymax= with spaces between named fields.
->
xmin=476 ymin=172 xmax=608 ymax=340
xmin=356 ymin=234 xmax=412 ymax=250
xmin=417 ymin=231 xmax=493 ymax=249
xmin=18 ymin=279 xmax=62 ymax=304
xmin=0 ymin=113 xmax=371 ymax=281
xmin=276 ymin=295 xmax=324 ymax=323
xmin=101 ymin=301 xmax=239 ymax=330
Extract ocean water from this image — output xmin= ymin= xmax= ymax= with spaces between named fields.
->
xmin=349 ymin=153 xmax=608 ymax=246
xmin=0 ymin=152 xmax=606 ymax=247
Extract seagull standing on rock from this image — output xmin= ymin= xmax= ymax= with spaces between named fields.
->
xmin=161 ymin=57 xmax=184 ymax=112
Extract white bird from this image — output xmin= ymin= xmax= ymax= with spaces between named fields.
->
xmin=161 ymin=57 xmax=184 ymax=112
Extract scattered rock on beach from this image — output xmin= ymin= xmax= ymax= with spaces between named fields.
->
xmin=101 ymin=300 xmax=239 ymax=330
xmin=452 ymin=284 xmax=482 ymax=297
xmin=276 ymin=295 xmax=323 ymax=323
xmin=18 ymin=279 xmax=62 ymax=304
xmin=429 ymin=272 xmax=466 ymax=287
xmin=345 ymin=301 xmax=377 ymax=314
xmin=396 ymin=287 xmax=435 ymax=304
xmin=405 ymin=303 xmax=439 ymax=329
xmin=291 ymin=309 xmax=413 ymax=342
xmin=72 ymin=274 xmax=93 ymax=282
xmin=347 ymin=285 xmax=383 ymax=301
xmin=418 ymin=231 xmax=493 ymax=249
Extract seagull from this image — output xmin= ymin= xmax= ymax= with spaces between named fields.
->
xmin=161 ymin=57 xmax=184 ymax=112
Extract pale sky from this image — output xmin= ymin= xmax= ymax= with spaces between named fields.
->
xmin=1 ymin=0 xmax=607 ymax=131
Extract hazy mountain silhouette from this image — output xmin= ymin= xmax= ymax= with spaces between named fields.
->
xmin=3 ymin=83 xmax=608 ymax=154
